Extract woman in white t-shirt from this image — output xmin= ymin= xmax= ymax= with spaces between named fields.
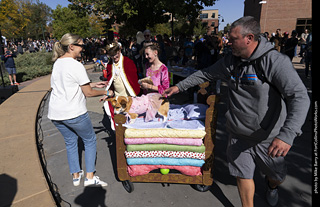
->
xmin=48 ymin=33 xmax=112 ymax=187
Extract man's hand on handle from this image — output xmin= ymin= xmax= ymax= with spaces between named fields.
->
xmin=163 ymin=86 xmax=180 ymax=97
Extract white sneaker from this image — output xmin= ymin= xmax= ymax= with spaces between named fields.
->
xmin=84 ymin=176 xmax=108 ymax=187
xmin=72 ymin=170 xmax=84 ymax=186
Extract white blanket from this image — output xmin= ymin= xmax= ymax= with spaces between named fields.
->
xmin=122 ymin=104 xmax=207 ymax=130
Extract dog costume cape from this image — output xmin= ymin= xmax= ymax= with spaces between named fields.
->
xmin=128 ymin=93 xmax=163 ymax=122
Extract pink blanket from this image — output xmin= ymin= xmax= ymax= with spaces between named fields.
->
xmin=127 ymin=165 xmax=202 ymax=176
xmin=124 ymin=137 xmax=203 ymax=146
xmin=125 ymin=150 xmax=205 ymax=160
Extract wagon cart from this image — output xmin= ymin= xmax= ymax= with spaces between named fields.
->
xmin=113 ymin=88 xmax=219 ymax=193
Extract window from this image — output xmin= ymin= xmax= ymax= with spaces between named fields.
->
xmin=202 ymin=22 xmax=208 ymax=27
xmin=200 ymin=13 xmax=208 ymax=19
xmin=296 ymin=18 xmax=312 ymax=36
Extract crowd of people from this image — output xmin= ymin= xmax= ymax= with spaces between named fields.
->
xmin=90 ymin=28 xmax=312 ymax=80
xmin=262 ymin=28 xmax=312 ymax=77
xmin=3 ymin=26 xmax=311 ymax=84
xmin=4 ymin=38 xmax=56 ymax=54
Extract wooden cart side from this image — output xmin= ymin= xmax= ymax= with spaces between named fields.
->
xmin=114 ymin=114 xmax=130 ymax=181
xmin=202 ymin=95 xmax=219 ymax=185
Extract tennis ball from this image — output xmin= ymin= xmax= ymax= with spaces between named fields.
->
xmin=160 ymin=169 xmax=170 ymax=175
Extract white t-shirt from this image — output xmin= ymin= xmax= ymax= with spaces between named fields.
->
xmin=48 ymin=58 xmax=90 ymax=120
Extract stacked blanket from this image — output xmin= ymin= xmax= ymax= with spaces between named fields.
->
xmin=124 ymin=109 xmax=207 ymax=176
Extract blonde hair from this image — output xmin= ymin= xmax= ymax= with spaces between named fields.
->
xmin=144 ymin=42 xmax=161 ymax=55
xmin=52 ymin=33 xmax=82 ymax=62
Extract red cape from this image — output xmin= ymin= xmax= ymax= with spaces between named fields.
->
xmin=104 ymin=56 xmax=141 ymax=96
xmin=104 ymin=56 xmax=141 ymax=128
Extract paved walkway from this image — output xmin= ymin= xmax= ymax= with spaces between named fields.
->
xmin=40 ymin=58 xmax=312 ymax=207
xmin=0 ymin=75 xmax=55 ymax=207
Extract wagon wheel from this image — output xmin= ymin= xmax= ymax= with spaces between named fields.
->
xmin=191 ymin=184 xmax=211 ymax=192
xmin=122 ymin=180 xmax=134 ymax=193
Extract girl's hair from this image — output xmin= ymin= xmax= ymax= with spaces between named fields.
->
xmin=52 ymin=33 xmax=82 ymax=62
xmin=106 ymin=41 xmax=121 ymax=56
xmin=144 ymin=42 xmax=161 ymax=55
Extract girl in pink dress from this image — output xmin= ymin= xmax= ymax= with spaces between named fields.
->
xmin=140 ymin=43 xmax=170 ymax=94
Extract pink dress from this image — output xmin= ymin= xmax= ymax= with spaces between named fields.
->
xmin=146 ymin=64 xmax=170 ymax=95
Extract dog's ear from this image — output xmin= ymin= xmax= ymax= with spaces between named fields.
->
xmin=105 ymin=97 xmax=117 ymax=106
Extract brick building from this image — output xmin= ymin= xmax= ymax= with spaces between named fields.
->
xmin=199 ymin=9 xmax=220 ymax=35
xmin=244 ymin=0 xmax=312 ymax=36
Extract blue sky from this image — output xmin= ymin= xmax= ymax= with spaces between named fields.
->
xmin=40 ymin=0 xmax=244 ymax=30
xmin=204 ymin=0 xmax=244 ymax=29
xmin=39 ymin=0 xmax=70 ymax=10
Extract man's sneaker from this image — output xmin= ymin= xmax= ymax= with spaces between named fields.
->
xmin=265 ymin=176 xmax=279 ymax=206
xmin=84 ymin=176 xmax=108 ymax=187
xmin=73 ymin=170 xmax=84 ymax=186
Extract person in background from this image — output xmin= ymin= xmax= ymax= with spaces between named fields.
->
xmin=17 ymin=42 xmax=24 ymax=55
xmin=183 ymin=36 xmax=194 ymax=60
xmin=270 ymin=28 xmax=282 ymax=52
xmin=172 ymin=48 xmax=188 ymax=67
xmin=284 ymin=30 xmax=299 ymax=61
xmin=48 ymin=33 xmax=111 ymax=187
xmin=127 ymin=37 xmax=142 ymax=77
xmin=1 ymin=47 xmax=19 ymax=86
xmin=304 ymin=32 xmax=312 ymax=78
xmin=98 ymin=48 xmax=109 ymax=63
xmin=299 ymin=29 xmax=309 ymax=59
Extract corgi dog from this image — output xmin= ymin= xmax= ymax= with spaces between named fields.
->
xmin=107 ymin=93 xmax=169 ymax=123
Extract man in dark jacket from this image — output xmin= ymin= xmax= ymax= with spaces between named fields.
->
xmin=164 ymin=16 xmax=310 ymax=207
xmin=1 ymin=47 xmax=19 ymax=85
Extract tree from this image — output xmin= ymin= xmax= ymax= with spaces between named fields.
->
xmin=0 ymin=0 xmax=52 ymax=40
xmin=68 ymin=0 xmax=217 ymax=33
xmin=52 ymin=5 xmax=91 ymax=39
xmin=0 ymin=0 xmax=30 ymax=39
xmin=23 ymin=1 xmax=52 ymax=40
xmin=51 ymin=5 xmax=106 ymax=39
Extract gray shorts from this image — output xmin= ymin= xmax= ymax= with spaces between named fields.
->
xmin=6 ymin=67 xmax=16 ymax=75
xmin=227 ymin=135 xmax=287 ymax=181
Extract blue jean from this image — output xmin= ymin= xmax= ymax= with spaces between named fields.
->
xmin=6 ymin=67 xmax=16 ymax=75
xmin=52 ymin=112 xmax=97 ymax=174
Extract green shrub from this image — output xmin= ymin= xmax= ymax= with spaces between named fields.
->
xmin=1 ymin=51 xmax=53 ymax=85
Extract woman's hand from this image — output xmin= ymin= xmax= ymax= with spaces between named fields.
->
xmin=99 ymin=90 xmax=114 ymax=102
xmin=91 ymin=81 xmax=108 ymax=88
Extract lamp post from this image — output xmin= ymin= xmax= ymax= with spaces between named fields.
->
xmin=0 ymin=25 xmax=5 ymax=87
xmin=217 ymin=14 xmax=225 ymax=34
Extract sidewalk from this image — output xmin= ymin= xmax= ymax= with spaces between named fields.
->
xmin=41 ymin=58 xmax=312 ymax=207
